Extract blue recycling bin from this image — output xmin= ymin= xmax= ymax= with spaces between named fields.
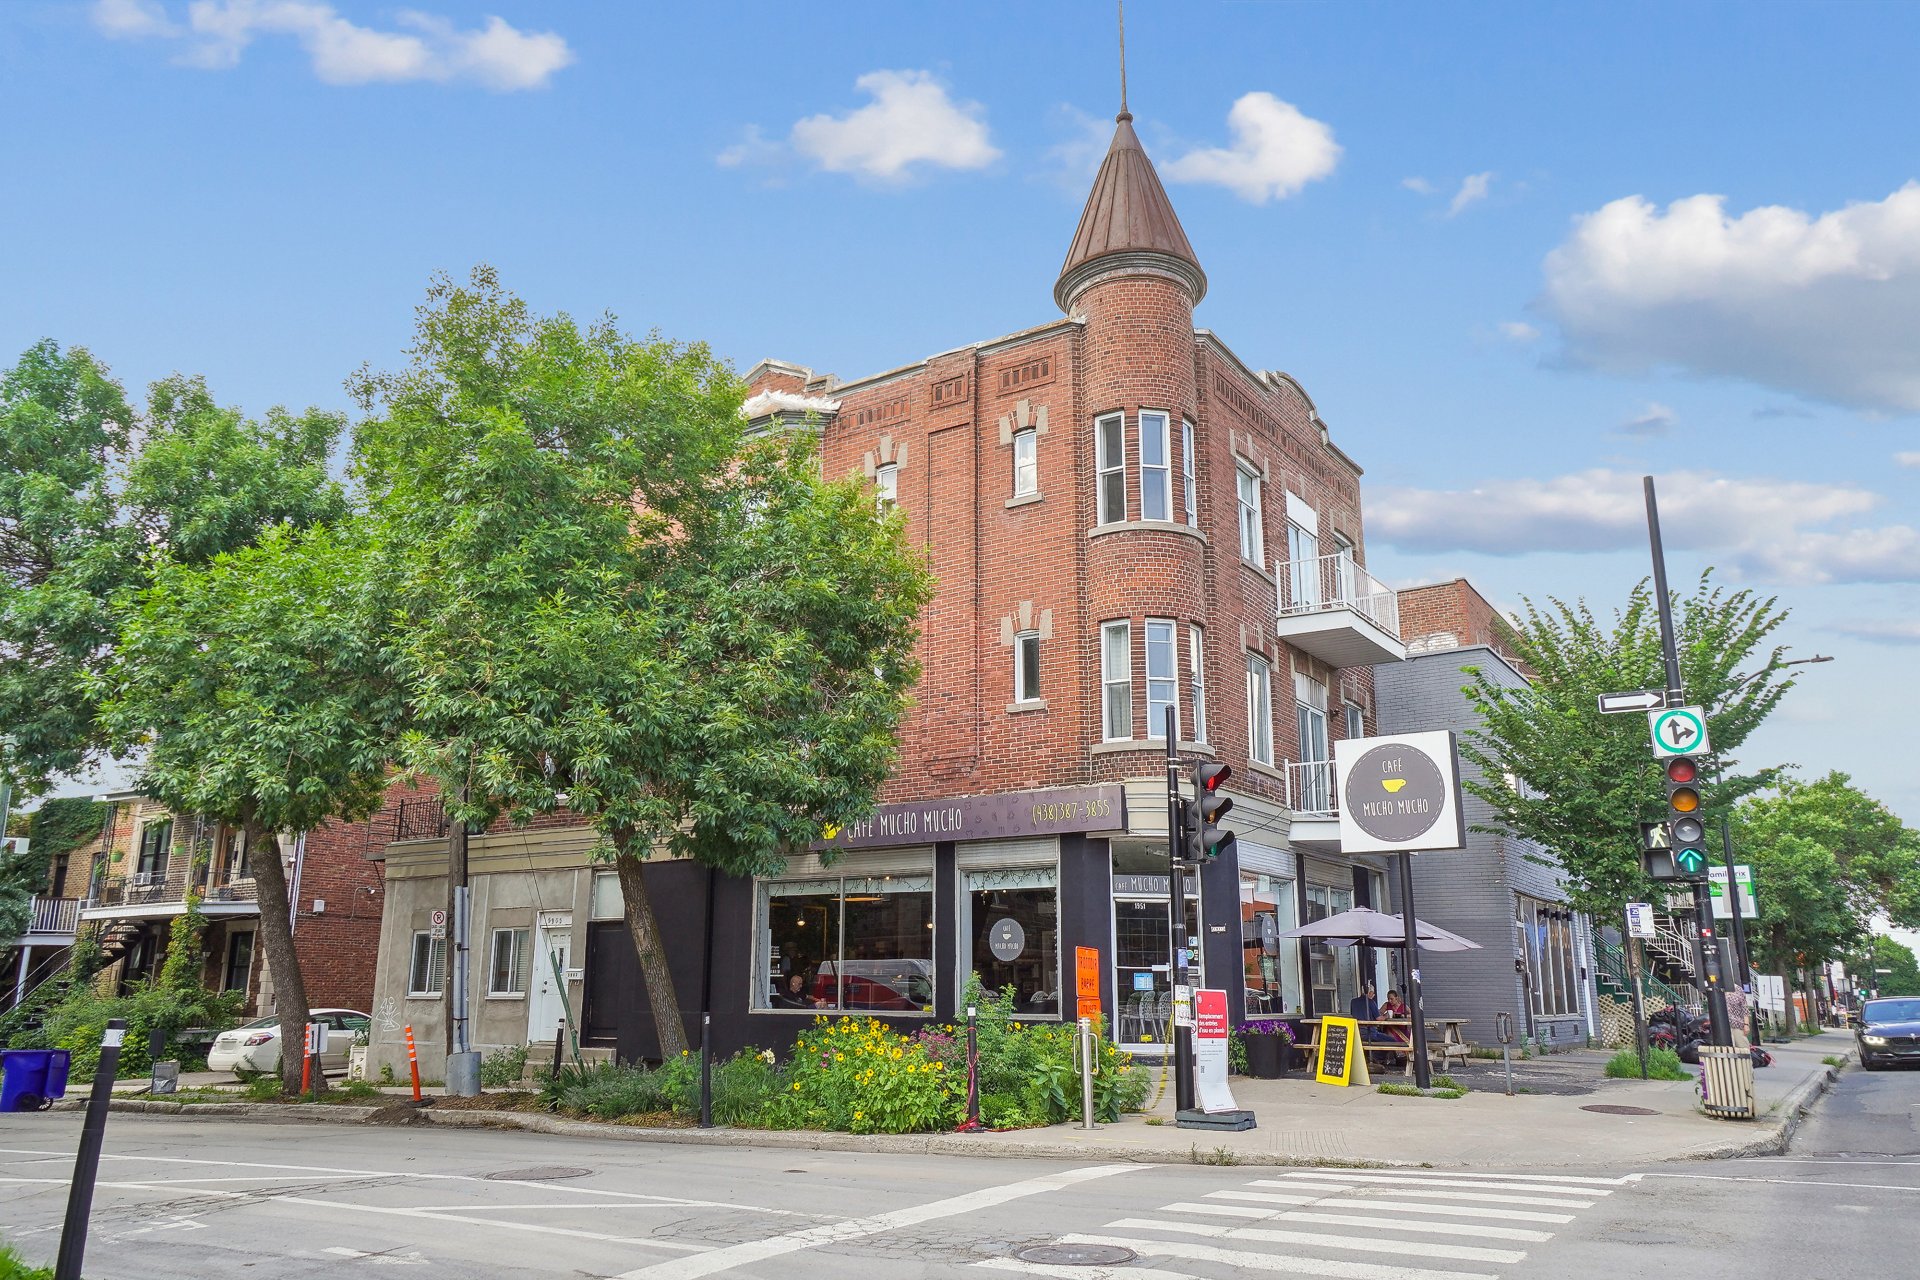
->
xmin=0 ymin=1049 xmax=72 ymax=1111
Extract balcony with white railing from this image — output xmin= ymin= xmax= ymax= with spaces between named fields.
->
xmin=1284 ymin=759 xmax=1342 ymax=849
xmin=19 ymin=896 xmax=80 ymax=942
xmin=1274 ymin=552 xmax=1407 ymax=667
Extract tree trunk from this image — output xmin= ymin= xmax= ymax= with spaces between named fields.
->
xmin=1776 ymin=960 xmax=1794 ymax=1038
xmin=613 ymin=834 xmax=687 ymax=1060
xmin=444 ymin=808 xmax=468 ymax=1057
xmin=245 ymin=817 xmax=319 ymax=1095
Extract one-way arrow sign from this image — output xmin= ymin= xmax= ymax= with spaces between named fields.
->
xmin=1598 ymin=689 xmax=1666 ymax=714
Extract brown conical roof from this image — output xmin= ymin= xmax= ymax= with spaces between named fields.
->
xmin=1054 ymin=113 xmax=1206 ymax=311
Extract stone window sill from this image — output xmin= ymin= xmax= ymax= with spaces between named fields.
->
xmin=1246 ymin=759 xmax=1287 ymax=785
xmin=1089 ymin=739 xmax=1211 ymax=756
xmin=1088 ymin=520 xmax=1208 ymax=545
xmin=1006 ymin=493 xmax=1043 ymax=509
xmin=1007 ymin=699 xmax=1048 ymax=714
xmin=1239 ymin=559 xmax=1277 ymax=588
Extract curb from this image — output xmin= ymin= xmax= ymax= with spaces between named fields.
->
xmin=1670 ymin=1059 xmax=1840 ymax=1162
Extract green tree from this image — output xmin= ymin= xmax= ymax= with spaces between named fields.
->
xmin=1736 ymin=772 xmax=1920 ymax=1023
xmin=0 ymin=798 xmax=108 ymax=944
xmin=0 ymin=341 xmax=138 ymax=793
xmin=1460 ymin=575 xmax=1795 ymax=918
xmin=354 ymin=269 xmax=931 ymax=1058
xmin=1850 ymin=935 xmax=1920 ymax=999
xmin=95 ymin=523 xmax=403 ymax=1092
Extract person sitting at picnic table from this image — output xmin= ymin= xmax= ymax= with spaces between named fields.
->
xmin=1348 ymin=980 xmax=1381 ymax=1024
xmin=1379 ymin=989 xmax=1413 ymax=1044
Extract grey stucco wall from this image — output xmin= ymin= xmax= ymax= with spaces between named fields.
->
xmin=1374 ymin=644 xmax=1596 ymax=1048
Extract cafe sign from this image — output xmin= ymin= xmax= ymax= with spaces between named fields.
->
xmin=816 ymin=784 xmax=1126 ymax=851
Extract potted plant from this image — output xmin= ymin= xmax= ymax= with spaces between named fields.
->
xmin=1237 ymin=1019 xmax=1296 ymax=1078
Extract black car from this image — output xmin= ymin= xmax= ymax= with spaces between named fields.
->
xmin=1855 ymin=997 xmax=1920 ymax=1069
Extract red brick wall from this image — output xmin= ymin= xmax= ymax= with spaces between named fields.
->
xmin=1397 ymin=579 xmax=1525 ymax=671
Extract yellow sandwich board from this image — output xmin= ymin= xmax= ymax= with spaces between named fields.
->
xmin=1314 ymin=1015 xmax=1372 ymax=1087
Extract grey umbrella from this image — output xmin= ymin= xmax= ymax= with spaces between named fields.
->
xmin=1272 ymin=905 xmax=1482 ymax=953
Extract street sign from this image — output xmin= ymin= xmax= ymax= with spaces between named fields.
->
xmin=1192 ymin=989 xmax=1239 ymax=1114
xmin=1598 ymin=689 xmax=1666 ymax=714
xmin=1649 ymin=705 xmax=1711 ymax=757
xmin=1625 ymin=903 xmax=1657 ymax=939
xmin=430 ymin=907 xmax=447 ymax=941
xmin=1708 ymin=865 xmax=1758 ymax=919
xmin=1333 ymin=731 xmax=1467 ymax=854
xmin=1172 ymin=984 xmax=1194 ymax=1028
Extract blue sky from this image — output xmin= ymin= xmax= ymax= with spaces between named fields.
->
xmin=4 ymin=1 xmax=1917 ymax=830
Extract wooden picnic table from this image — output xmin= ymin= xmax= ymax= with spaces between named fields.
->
xmin=1298 ymin=1016 xmax=1473 ymax=1075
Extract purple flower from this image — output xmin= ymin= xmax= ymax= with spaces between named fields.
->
xmin=1235 ymin=1020 xmax=1296 ymax=1043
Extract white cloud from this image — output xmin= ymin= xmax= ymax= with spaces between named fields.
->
xmin=93 ymin=1 xmax=572 ymax=90
xmin=91 ymin=0 xmax=178 ymax=37
xmin=1448 ymin=171 xmax=1494 ymax=216
xmin=784 ymin=70 xmax=1000 ymax=182
xmin=1401 ymin=176 xmax=1435 ymax=195
xmin=1040 ymin=104 xmax=1113 ymax=191
xmin=1618 ymin=402 xmax=1676 ymax=436
xmin=1498 ymin=321 xmax=1540 ymax=342
xmin=1828 ymin=617 xmax=1920 ymax=646
xmin=1368 ymin=467 xmax=1920 ymax=585
xmin=1542 ymin=183 xmax=1920 ymax=412
xmin=1163 ymin=91 xmax=1340 ymax=204
xmin=1898 ymin=451 xmax=1920 ymax=467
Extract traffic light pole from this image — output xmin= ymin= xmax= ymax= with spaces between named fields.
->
xmin=1644 ymin=477 xmax=1733 ymax=1050
xmin=1164 ymin=707 xmax=1193 ymax=1113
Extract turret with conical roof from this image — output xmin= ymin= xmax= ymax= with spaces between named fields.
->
xmin=1054 ymin=111 xmax=1207 ymax=314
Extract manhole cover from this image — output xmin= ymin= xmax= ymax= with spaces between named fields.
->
xmin=1014 ymin=1244 xmax=1137 ymax=1266
xmin=485 ymin=1166 xmax=594 ymax=1181
xmin=1581 ymin=1104 xmax=1660 ymax=1116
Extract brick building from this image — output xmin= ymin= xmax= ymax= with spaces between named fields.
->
xmin=1376 ymin=579 xmax=1599 ymax=1050
xmin=365 ymin=105 xmax=1415 ymax=1076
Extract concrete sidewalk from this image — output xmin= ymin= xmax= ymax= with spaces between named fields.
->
xmin=981 ymin=1030 xmax=1845 ymax=1167
xmin=76 ymin=1032 xmax=1848 ymax=1170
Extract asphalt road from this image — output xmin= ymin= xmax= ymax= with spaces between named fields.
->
xmin=0 ymin=1064 xmax=1913 ymax=1280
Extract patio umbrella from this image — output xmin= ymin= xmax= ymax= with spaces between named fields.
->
xmin=1272 ymin=905 xmax=1482 ymax=953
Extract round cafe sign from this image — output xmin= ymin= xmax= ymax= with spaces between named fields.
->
xmin=1343 ymin=743 xmax=1447 ymax=845
xmin=988 ymin=918 xmax=1026 ymax=962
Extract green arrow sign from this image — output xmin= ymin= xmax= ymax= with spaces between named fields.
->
xmin=1675 ymin=847 xmax=1708 ymax=875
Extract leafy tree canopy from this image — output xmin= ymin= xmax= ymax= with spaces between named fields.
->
xmin=1850 ymin=934 xmax=1920 ymax=999
xmin=1461 ymin=574 xmax=1794 ymax=917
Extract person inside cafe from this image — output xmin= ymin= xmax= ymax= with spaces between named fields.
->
xmin=773 ymin=970 xmax=824 ymax=1009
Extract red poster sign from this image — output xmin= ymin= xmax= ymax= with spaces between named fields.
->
xmin=1194 ymin=989 xmax=1229 ymax=1041
xmin=1075 ymin=946 xmax=1101 ymax=1022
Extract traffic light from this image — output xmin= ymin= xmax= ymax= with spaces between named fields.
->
xmin=1183 ymin=763 xmax=1236 ymax=863
xmin=1663 ymin=756 xmax=1709 ymax=879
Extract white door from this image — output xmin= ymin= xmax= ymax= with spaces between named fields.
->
xmin=527 ymin=925 xmax=571 ymax=1045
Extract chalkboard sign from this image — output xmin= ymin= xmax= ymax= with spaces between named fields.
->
xmin=1314 ymin=1015 xmax=1369 ymax=1087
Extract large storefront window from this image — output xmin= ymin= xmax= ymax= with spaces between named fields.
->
xmin=966 ymin=867 xmax=1059 ymax=1016
xmin=1306 ymin=883 xmax=1358 ymax=1015
xmin=757 ymin=875 xmax=933 ymax=1014
xmin=1113 ymin=847 xmax=1200 ymax=1048
xmin=1240 ymin=873 xmax=1302 ymax=1016
xmin=1517 ymin=895 xmax=1580 ymax=1020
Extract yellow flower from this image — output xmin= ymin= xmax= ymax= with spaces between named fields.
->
xmin=792 ymin=1082 xmax=802 ymax=1091
xmin=891 ymin=1048 xmax=902 ymax=1060
xmin=835 ymin=1053 xmax=844 ymax=1062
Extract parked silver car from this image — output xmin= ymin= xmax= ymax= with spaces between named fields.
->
xmin=206 ymin=1009 xmax=370 ymax=1075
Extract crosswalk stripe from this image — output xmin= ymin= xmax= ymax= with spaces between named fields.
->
xmin=1319 ymin=1197 xmax=1576 ymax=1224
xmin=1250 ymin=1180 xmax=1593 ymax=1208
xmin=1103 ymin=1218 xmax=1527 ymax=1265
xmin=1206 ymin=1191 xmax=1322 ymax=1205
xmin=1366 ymin=1170 xmax=1630 ymax=1186
xmin=1271 ymin=1172 xmax=1610 ymax=1198
xmin=972 ymin=1259 xmax=1193 ymax=1280
xmin=1062 ymin=1233 xmax=1498 ymax=1280
xmin=1163 ymin=1203 xmax=1550 ymax=1243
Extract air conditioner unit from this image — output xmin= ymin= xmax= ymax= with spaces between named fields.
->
xmin=132 ymin=872 xmax=161 ymax=888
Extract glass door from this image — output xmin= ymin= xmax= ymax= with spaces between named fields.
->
xmin=1112 ymin=893 xmax=1202 ymax=1050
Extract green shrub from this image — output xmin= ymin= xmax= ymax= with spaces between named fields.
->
xmin=479 ymin=1044 xmax=529 ymax=1088
xmin=0 ymin=1241 xmax=53 ymax=1280
xmin=957 ymin=975 xmax=1147 ymax=1125
xmin=1603 ymin=1047 xmax=1691 ymax=1080
xmin=710 ymin=1049 xmax=778 ymax=1126
xmin=764 ymin=1017 xmax=958 ymax=1134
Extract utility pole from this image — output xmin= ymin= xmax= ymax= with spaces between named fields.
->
xmin=1643 ymin=476 xmax=1732 ymax=1049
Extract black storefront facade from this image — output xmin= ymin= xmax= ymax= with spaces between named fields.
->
xmin=579 ymin=781 xmax=1263 ymax=1064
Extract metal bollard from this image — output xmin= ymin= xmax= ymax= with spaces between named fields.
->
xmin=1078 ymin=1017 xmax=1097 ymax=1130
xmin=963 ymin=1005 xmax=980 ymax=1130
xmin=55 ymin=1018 xmax=125 ymax=1280
xmin=1495 ymin=1011 xmax=1514 ymax=1097
xmin=698 ymin=1012 xmax=713 ymax=1129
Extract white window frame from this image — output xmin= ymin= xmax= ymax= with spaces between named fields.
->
xmin=488 ymin=927 xmax=531 ymax=997
xmin=1014 ymin=629 xmax=1041 ymax=703
xmin=1145 ymin=618 xmax=1178 ymax=740
xmin=1101 ymin=620 xmax=1133 ymax=740
xmin=1236 ymin=466 xmax=1263 ymax=566
xmin=1246 ymin=653 xmax=1274 ymax=765
xmin=1095 ymin=412 xmax=1126 ymax=525
xmin=1343 ymin=701 xmax=1364 ymax=740
xmin=875 ymin=463 xmax=899 ymax=510
xmin=1181 ymin=421 xmax=1197 ymax=527
xmin=1188 ymin=624 xmax=1207 ymax=744
xmin=1288 ymin=519 xmax=1321 ymax=607
xmin=407 ymin=931 xmax=447 ymax=997
xmin=1012 ymin=427 xmax=1038 ymax=497
xmin=1139 ymin=411 xmax=1172 ymax=523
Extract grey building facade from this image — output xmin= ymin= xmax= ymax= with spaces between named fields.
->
xmin=1374 ymin=580 xmax=1598 ymax=1051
